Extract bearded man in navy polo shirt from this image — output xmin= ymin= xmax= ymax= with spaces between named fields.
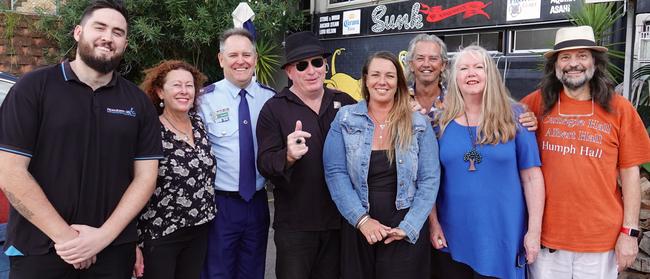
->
xmin=0 ymin=1 xmax=163 ymax=278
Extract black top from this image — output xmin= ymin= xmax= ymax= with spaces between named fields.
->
xmin=257 ymin=87 xmax=356 ymax=231
xmin=0 ymin=61 xmax=163 ymax=255
xmin=367 ymin=150 xmax=402 ymax=229
xmin=138 ymin=111 xmax=216 ymax=242
xmin=367 ymin=150 xmax=397 ymax=193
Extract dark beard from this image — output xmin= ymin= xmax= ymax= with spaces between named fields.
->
xmin=77 ymin=41 xmax=123 ymax=74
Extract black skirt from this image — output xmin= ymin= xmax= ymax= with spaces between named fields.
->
xmin=341 ymin=150 xmax=431 ymax=279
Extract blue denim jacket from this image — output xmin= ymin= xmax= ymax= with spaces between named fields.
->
xmin=323 ymin=101 xmax=440 ymax=243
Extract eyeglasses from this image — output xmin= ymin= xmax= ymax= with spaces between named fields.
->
xmin=558 ymin=96 xmax=594 ymax=118
xmin=295 ymin=58 xmax=324 ymax=72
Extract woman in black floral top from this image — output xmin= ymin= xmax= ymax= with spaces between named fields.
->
xmin=136 ymin=60 xmax=216 ymax=279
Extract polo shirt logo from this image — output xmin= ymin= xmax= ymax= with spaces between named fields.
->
xmin=106 ymin=107 xmax=137 ymax=117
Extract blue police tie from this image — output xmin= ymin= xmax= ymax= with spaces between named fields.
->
xmin=238 ymin=89 xmax=256 ymax=202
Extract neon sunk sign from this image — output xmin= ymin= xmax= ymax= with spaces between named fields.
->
xmin=370 ymin=1 xmax=494 ymax=34
xmin=370 ymin=2 xmax=424 ymax=33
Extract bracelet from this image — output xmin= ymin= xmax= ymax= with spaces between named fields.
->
xmin=356 ymin=214 xmax=370 ymax=229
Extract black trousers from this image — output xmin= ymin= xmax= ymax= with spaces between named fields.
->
xmin=273 ymin=229 xmax=340 ymax=279
xmin=142 ymin=223 xmax=210 ymax=279
xmin=9 ymin=242 xmax=135 ymax=279
xmin=432 ymin=250 xmax=498 ymax=279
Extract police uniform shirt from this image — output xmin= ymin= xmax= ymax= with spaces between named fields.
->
xmin=197 ymin=79 xmax=275 ymax=192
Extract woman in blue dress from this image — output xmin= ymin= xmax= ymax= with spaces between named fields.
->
xmin=429 ymin=45 xmax=545 ymax=278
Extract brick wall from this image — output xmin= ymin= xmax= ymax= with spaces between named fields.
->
xmin=0 ymin=12 xmax=58 ymax=76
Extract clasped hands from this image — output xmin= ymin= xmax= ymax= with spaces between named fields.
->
xmin=358 ymin=217 xmax=406 ymax=245
xmin=53 ymin=224 xmax=112 ymax=270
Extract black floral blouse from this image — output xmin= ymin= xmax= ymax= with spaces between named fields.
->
xmin=138 ymin=111 xmax=216 ymax=241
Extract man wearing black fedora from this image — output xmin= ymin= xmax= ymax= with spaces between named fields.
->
xmin=522 ymin=26 xmax=650 ymax=277
xmin=256 ymin=31 xmax=356 ymax=278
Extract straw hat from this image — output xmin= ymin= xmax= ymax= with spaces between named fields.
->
xmin=544 ymin=26 xmax=608 ymax=58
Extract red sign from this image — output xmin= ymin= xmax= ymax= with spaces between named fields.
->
xmin=419 ymin=1 xmax=493 ymax=23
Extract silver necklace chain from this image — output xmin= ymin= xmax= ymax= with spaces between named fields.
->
xmin=368 ymin=109 xmax=389 ymax=145
xmin=162 ymin=114 xmax=191 ymax=141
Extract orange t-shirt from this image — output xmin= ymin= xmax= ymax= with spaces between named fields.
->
xmin=521 ymin=90 xmax=650 ymax=252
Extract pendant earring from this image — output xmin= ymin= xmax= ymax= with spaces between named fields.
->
xmin=159 ymin=101 xmax=164 ymax=108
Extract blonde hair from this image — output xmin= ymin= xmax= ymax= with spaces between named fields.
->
xmin=361 ymin=51 xmax=413 ymax=162
xmin=439 ymin=45 xmax=516 ymax=144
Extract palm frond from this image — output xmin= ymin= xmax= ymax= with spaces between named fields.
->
xmin=255 ymin=38 xmax=281 ymax=86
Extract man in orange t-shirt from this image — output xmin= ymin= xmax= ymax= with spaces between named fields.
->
xmin=521 ymin=26 xmax=650 ymax=277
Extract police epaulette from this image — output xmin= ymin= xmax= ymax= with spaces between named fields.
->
xmin=257 ymin=82 xmax=277 ymax=94
xmin=200 ymin=83 xmax=216 ymax=95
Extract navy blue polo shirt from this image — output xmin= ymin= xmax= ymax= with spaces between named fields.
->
xmin=0 ymin=61 xmax=163 ymax=255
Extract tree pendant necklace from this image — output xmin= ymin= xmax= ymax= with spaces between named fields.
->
xmin=462 ymin=111 xmax=482 ymax=171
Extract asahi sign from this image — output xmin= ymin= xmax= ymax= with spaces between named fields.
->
xmin=315 ymin=0 xmax=581 ymax=39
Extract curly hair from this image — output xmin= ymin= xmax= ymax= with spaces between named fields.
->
xmin=140 ymin=60 xmax=208 ymax=115
xmin=539 ymin=50 xmax=614 ymax=115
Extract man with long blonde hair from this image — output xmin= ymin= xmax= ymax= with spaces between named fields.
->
xmin=522 ymin=26 xmax=650 ymax=277
xmin=404 ymin=34 xmax=537 ymax=130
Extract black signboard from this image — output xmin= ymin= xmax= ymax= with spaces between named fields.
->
xmin=314 ymin=0 xmax=582 ymax=39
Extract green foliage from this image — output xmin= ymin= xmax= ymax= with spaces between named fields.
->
xmin=568 ymin=1 xmax=624 ymax=84
xmin=1 ymin=11 xmax=23 ymax=71
xmin=2 ymin=12 xmax=18 ymax=43
xmin=630 ymin=64 xmax=650 ymax=108
xmin=35 ymin=0 xmax=305 ymax=85
xmin=255 ymin=38 xmax=281 ymax=86
xmin=627 ymin=64 xmax=650 ymax=135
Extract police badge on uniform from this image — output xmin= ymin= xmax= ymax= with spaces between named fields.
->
xmin=211 ymin=108 xmax=230 ymax=123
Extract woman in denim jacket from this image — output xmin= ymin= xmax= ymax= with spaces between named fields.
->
xmin=323 ymin=51 xmax=440 ymax=279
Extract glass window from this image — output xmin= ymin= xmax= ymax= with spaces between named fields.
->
xmin=445 ymin=35 xmax=464 ymax=53
xmin=300 ymin=0 xmax=310 ymax=10
xmin=444 ymin=32 xmax=502 ymax=52
xmin=479 ymin=32 xmax=500 ymax=52
xmin=641 ymin=23 xmax=650 ymax=62
xmin=512 ymin=28 xmax=559 ymax=53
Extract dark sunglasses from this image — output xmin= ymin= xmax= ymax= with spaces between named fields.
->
xmin=295 ymin=58 xmax=324 ymax=72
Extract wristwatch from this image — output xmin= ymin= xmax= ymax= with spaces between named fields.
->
xmin=620 ymin=226 xmax=641 ymax=237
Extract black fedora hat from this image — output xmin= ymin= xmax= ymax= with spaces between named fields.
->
xmin=281 ymin=31 xmax=331 ymax=69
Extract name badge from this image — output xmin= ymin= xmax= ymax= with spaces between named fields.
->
xmin=211 ymin=108 xmax=230 ymax=123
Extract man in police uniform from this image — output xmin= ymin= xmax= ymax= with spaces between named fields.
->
xmin=0 ymin=1 xmax=163 ymax=278
xmin=198 ymin=28 xmax=275 ymax=279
